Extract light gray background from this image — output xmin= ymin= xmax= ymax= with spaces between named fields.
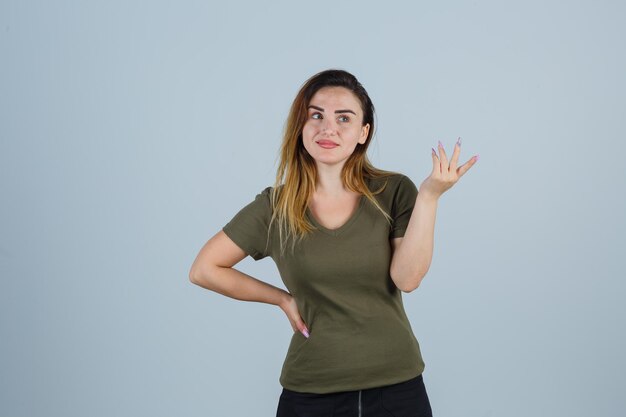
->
xmin=2 ymin=1 xmax=624 ymax=416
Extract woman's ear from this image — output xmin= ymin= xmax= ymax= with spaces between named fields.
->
xmin=360 ymin=123 xmax=370 ymax=144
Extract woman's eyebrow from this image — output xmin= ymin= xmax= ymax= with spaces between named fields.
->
xmin=308 ymin=105 xmax=356 ymax=116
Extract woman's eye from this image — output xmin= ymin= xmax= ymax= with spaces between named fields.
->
xmin=310 ymin=112 xmax=349 ymax=122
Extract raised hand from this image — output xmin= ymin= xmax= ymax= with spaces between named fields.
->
xmin=419 ymin=137 xmax=479 ymax=200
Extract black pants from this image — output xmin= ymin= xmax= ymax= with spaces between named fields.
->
xmin=276 ymin=373 xmax=433 ymax=417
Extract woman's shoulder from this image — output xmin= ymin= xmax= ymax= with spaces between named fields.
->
xmin=367 ymin=171 xmax=412 ymax=191
xmin=256 ymin=184 xmax=282 ymax=209
xmin=237 ymin=186 xmax=274 ymax=214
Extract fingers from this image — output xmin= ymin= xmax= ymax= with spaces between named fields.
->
xmin=283 ymin=296 xmax=310 ymax=338
xmin=450 ymin=137 xmax=461 ymax=172
xmin=289 ymin=318 xmax=309 ymax=338
xmin=433 ymin=138 xmax=478 ymax=179
xmin=295 ymin=315 xmax=309 ymax=338
xmin=431 ymin=147 xmax=440 ymax=175
xmin=457 ymin=154 xmax=480 ymax=178
xmin=437 ymin=140 xmax=449 ymax=170
xmin=297 ymin=319 xmax=309 ymax=338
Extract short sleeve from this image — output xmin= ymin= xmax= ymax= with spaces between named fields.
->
xmin=222 ymin=186 xmax=273 ymax=261
xmin=390 ymin=175 xmax=419 ymax=238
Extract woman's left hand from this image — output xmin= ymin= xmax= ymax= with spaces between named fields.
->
xmin=418 ymin=137 xmax=479 ymax=200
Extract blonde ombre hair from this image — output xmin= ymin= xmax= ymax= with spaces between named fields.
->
xmin=267 ymin=69 xmax=403 ymax=257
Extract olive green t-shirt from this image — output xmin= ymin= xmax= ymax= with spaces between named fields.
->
xmin=222 ymin=173 xmax=425 ymax=394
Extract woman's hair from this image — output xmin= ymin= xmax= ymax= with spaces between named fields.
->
xmin=267 ymin=68 xmax=402 ymax=257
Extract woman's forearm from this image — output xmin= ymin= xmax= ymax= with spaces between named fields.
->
xmin=390 ymin=192 xmax=439 ymax=292
xmin=191 ymin=266 xmax=291 ymax=308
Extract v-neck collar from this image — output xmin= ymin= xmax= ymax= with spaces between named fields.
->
xmin=305 ymin=178 xmax=370 ymax=237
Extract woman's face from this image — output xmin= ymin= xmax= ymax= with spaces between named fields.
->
xmin=302 ymin=86 xmax=370 ymax=169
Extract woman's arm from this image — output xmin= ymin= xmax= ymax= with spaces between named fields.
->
xmin=389 ymin=193 xmax=438 ymax=292
xmin=189 ymin=231 xmax=310 ymax=337
xmin=189 ymin=230 xmax=291 ymax=307
xmin=390 ymin=138 xmax=478 ymax=292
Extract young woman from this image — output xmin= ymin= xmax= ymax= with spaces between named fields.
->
xmin=189 ymin=69 xmax=478 ymax=416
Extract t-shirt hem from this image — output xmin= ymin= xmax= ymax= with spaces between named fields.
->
xmin=278 ymin=362 xmax=425 ymax=394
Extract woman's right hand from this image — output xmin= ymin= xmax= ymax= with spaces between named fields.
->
xmin=279 ymin=293 xmax=309 ymax=338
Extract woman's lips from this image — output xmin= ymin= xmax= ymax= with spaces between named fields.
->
xmin=317 ymin=140 xmax=339 ymax=148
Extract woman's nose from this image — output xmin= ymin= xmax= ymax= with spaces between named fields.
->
xmin=321 ymin=117 xmax=337 ymax=132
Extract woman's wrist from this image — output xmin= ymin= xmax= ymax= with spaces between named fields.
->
xmin=277 ymin=290 xmax=292 ymax=310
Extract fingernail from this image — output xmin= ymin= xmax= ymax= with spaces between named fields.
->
xmin=302 ymin=328 xmax=310 ymax=338
xmin=475 ymin=154 xmax=480 ymax=162
xmin=456 ymin=137 xmax=462 ymax=147
xmin=431 ymin=147 xmax=437 ymax=156
xmin=438 ymin=140 xmax=443 ymax=148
